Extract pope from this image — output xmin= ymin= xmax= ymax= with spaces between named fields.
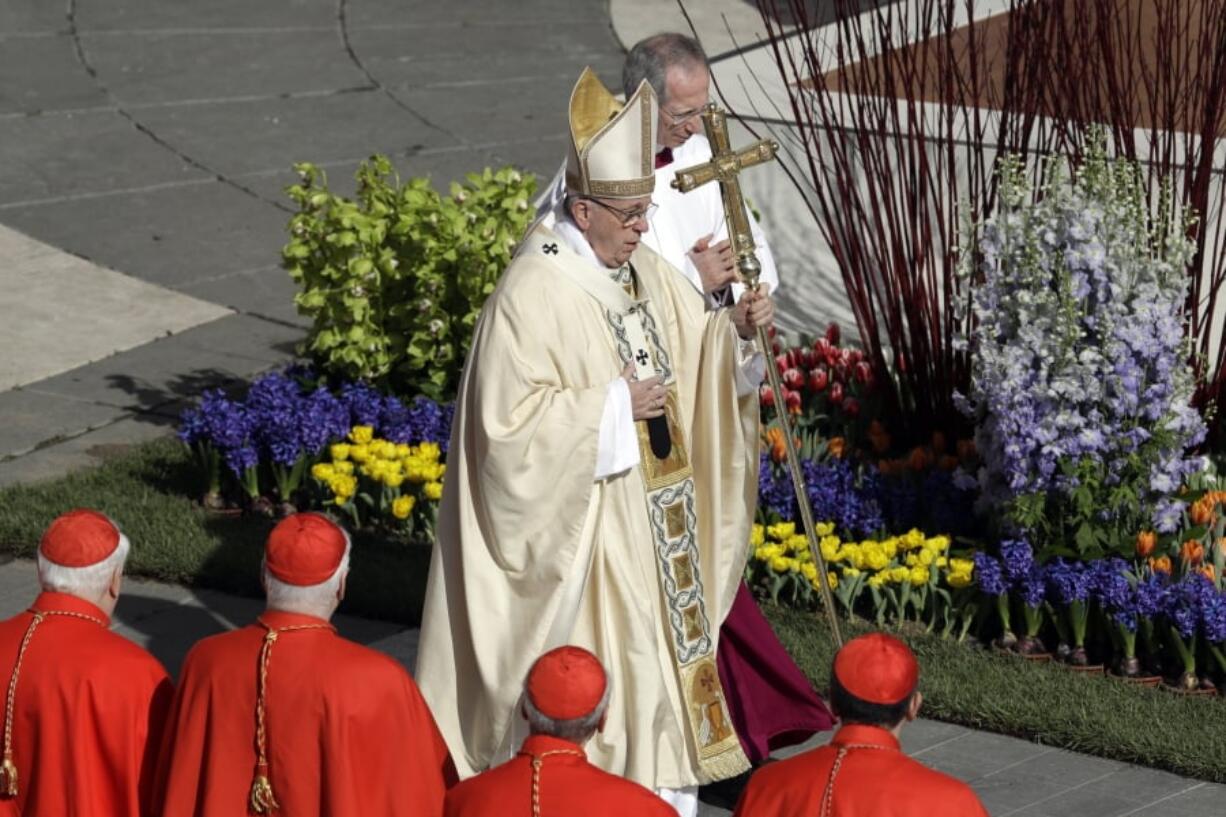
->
xmin=732 ymin=633 xmax=990 ymax=817
xmin=155 ymin=512 xmax=456 ymax=816
xmin=444 ymin=646 xmax=676 ymax=817
xmin=0 ymin=509 xmax=173 ymax=817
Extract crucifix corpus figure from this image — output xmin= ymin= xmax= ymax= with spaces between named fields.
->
xmin=673 ymin=104 xmax=844 ymax=646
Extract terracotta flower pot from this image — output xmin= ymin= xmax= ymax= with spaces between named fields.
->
xmin=1117 ymin=675 xmax=1162 ymax=687
xmin=1065 ymin=664 xmax=1105 ymax=676
xmin=1019 ymin=652 xmax=1053 ymax=664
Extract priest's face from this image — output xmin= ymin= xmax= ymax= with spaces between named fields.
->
xmin=574 ymin=195 xmax=653 ymax=268
xmin=659 ymin=64 xmax=711 ymax=149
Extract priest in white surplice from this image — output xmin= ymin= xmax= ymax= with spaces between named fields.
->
xmin=536 ymin=38 xmax=779 ymax=307
xmin=415 ymin=68 xmax=773 ymax=817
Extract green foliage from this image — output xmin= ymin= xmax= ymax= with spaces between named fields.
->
xmin=283 ymin=157 xmax=537 ymax=400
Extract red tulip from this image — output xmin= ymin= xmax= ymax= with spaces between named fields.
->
xmin=767 ymin=325 xmax=778 ymax=339
xmin=843 ymin=397 xmax=860 ymax=418
xmin=828 ymin=381 xmax=844 ymax=405
xmin=787 ymin=348 xmax=801 ymax=369
xmin=808 ymin=367 xmax=829 ymax=392
xmin=784 ymin=389 xmax=802 ymax=413
xmin=853 ymin=361 xmax=873 ymax=385
xmin=775 ymin=353 xmax=789 ymax=375
xmin=846 ymin=348 xmax=863 ymax=365
xmin=759 ymin=383 xmax=775 ymax=407
xmin=799 ymin=348 xmax=816 ymax=369
xmin=825 ymin=322 xmax=841 ymax=346
xmin=771 ymin=341 xmax=781 ymax=356
xmin=783 ymin=367 xmax=805 ymax=390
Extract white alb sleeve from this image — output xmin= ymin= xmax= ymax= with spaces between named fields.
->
xmin=594 ymin=376 xmax=640 ymax=480
xmin=733 ymin=331 xmax=767 ymax=397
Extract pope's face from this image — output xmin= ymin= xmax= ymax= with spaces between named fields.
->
xmin=582 ymin=195 xmax=653 ymax=268
xmin=658 ymin=65 xmax=710 ymax=149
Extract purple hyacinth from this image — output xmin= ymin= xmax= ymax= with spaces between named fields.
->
xmin=1046 ymin=559 xmax=1093 ymax=605
xmin=340 ymin=381 xmax=384 ymax=427
xmin=973 ymin=552 xmax=1007 ymax=596
xmin=1167 ymin=574 xmax=1216 ymax=640
xmin=298 ymin=387 xmax=350 ymax=455
xmin=1201 ymin=588 xmax=1226 ymax=644
xmin=1018 ymin=564 xmax=1047 ymax=607
xmin=758 ymin=454 xmax=795 ymax=520
xmin=1134 ymin=573 xmax=1170 ymax=619
xmin=999 ymin=538 xmax=1035 ymax=585
xmin=802 ymin=457 xmax=885 ymax=538
xmin=246 ymin=371 xmax=303 ymax=466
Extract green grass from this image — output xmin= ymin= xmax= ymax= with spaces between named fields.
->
xmin=4 ymin=438 xmax=1225 ymax=781
xmin=764 ymin=604 xmax=1226 ymax=783
xmin=0 ymin=438 xmax=430 ymax=625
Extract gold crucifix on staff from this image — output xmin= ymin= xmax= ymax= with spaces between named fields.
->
xmin=672 ymin=104 xmax=844 ymax=647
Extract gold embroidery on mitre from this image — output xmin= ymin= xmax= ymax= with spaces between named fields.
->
xmin=566 ymin=69 xmax=657 ymax=200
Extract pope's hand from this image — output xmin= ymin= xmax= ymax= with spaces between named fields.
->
xmin=622 ymin=363 xmax=666 ymax=420
xmin=733 ymin=290 xmax=774 ymax=339
xmin=688 ymin=234 xmax=738 ymax=294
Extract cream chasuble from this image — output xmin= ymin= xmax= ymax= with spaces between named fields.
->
xmin=416 ymin=221 xmax=759 ymax=790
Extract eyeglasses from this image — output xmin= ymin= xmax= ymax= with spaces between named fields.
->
xmin=584 ymin=198 xmax=657 ymax=228
xmin=661 ymin=104 xmax=708 ymax=127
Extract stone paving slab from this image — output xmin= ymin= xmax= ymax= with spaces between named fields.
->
xmin=130 ymin=90 xmax=453 ymax=179
xmin=0 ymin=36 xmax=109 ymax=115
xmin=0 ymin=224 xmax=231 ymax=390
xmin=18 ymin=312 xmax=298 ymax=417
xmin=73 ymin=0 xmax=339 ymax=32
xmin=0 ymin=108 xmax=206 ymax=205
xmin=0 ymin=180 xmax=294 ymax=288
xmin=77 ymin=29 xmax=369 ymax=107
xmin=0 ymin=412 xmax=177 ymax=489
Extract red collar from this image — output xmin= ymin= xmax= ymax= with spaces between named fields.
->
xmin=518 ymin=734 xmax=587 ymax=761
xmin=31 ymin=591 xmax=110 ymax=624
xmin=258 ymin=610 xmax=336 ymax=631
xmin=831 ymin=724 xmax=901 ymax=751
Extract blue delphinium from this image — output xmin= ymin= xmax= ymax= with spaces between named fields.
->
xmin=956 ymin=144 xmax=1206 ymax=545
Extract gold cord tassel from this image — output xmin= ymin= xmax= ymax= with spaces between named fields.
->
xmin=249 ymin=762 xmax=279 ymax=814
xmin=0 ymin=754 xmax=17 ymax=797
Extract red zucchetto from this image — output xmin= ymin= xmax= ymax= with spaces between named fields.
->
xmin=38 ymin=508 xmax=122 ymax=567
xmin=264 ymin=513 xmax=348 ymax=586
xmin=526 ymin=646 xmax=608 ymax=720
xmin=833 ymin=633 xmax=919 ymax=705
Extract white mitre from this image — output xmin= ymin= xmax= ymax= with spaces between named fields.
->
xmin=565 ymin=67 xmax=658 ymax=200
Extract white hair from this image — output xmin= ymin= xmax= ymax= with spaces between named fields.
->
xmin=38 ymin=532 xmax=130 ymax=597
xmin=523 ymin=678 xmax=612 ymax=743
xmin=262 ymin=545 xmax=351 ymax=617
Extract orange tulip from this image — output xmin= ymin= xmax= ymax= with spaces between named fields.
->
xmin=1149 ymin=555 xmax=1172 ymax=575
xmin=938 ymin=455 xmax=959 ymax=472
xmin=1134 ymin=530 xmax=1156 ymax=558
xmin=931 ymin=431 xmax=948 ymax=455
xmin=1180 ymin=539 xmax=1205 ymax=566
xmin=1190 ymin=497 xmax=1215 ymax=526
xmin=828 ymin=437 xmax=846 ymax=459
xmin=1197 ymin=564 xmax=1216 ymax=582
xmin=956 ymin=438 xmax=977 ymax=463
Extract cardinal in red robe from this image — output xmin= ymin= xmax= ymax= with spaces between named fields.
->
xmin=0 ymin=508 xmax=173 ymax=817
xmin=155 ymin=512 xmax=456 ymax=817
xmin=445 ymin=646 xmax=677 ymax=817
xmin=733 ymin=633 xmax=990 ymax=817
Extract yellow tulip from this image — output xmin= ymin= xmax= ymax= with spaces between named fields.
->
xmin=815 ymin=521 xmax=835 ymax=537
xmin=329 ymin=443 xmax=351 ymax=461
xmin=418 ymin=442 xmax=442 ymax=462
xmin=766 ymin=522 xmax=796 ymax=542
xmin=349 ymin=425 xmax=374 ymax=445
xmin=909 ymin=566 xmax=930 ymax=587
xmin=769 ymin=555 xmax=790 ymax=573
xmin=750 ymin=525 xmax=766 ymax=548
xmin=333 ymin=461 xmax=354 ymax=475
xmin=311 ymin=463 xmax=335 ymax=481
xmin=391 ymin=494 xmax=416 ymax=519
xmin=424 ymin=481 xmax=444 ymax=501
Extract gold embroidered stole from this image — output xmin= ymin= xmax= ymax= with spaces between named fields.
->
xmin=529 ymin=229 xmax=749 ymax=782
